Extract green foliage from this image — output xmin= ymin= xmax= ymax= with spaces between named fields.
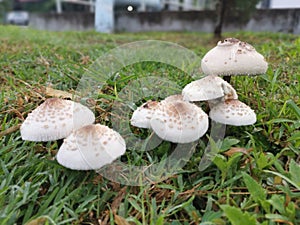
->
xmin=220 ymin=205 xmax=257 ymax=225
xmin=242 ymin=172 xmax=270 ymax=212
xmin=0 ymin=0 xmax=12 ymax=23
xmin=222 ymin=0 xmax=260 ymax=25
xmin=266 ymin=194 xmax=297 ymax=223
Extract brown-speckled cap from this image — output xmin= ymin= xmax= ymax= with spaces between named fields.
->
xmin=56 ymin=124 xmax=126 ymax=170
xmin=209 ymin=99 xmax=256 ymax=126
xmin=130 ymin=100 xmax=160 ymax=129
xmin=201 ymin=38 xmax=268 ymax=76
xmin=150 ymin=99 xmax=209 ymax=143
xmin=20 ymin=98 xmax=95 ymax=141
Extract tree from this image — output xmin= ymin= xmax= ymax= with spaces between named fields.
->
xmin=20 ymin=0 xmax=56 ymax=12
xmin=214 ymin=0 xmax=227 ymax=39
xmin=0 ymin=0 xmax=13 ymax=23
xmin=214 ymin=0 xmax=261 ymax=38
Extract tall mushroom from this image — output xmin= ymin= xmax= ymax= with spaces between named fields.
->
xmin=201 ymin=37 xmax=268 ymax=82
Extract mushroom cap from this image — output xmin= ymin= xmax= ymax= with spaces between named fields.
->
xmin=150 ymin=100 xmax=209 ymax=143
xmin=130 ymin=95 xmax=183 ymax=129
xmin=182 ymin=75 xmax=238 ymax=102
xmin=162 ymin=94 xmax=184 ymax=103
xmin=20 ymin=98 xmax=95 ymax=141
xmin=130 ymin=100 xmax=160 ymax=129
xmin=56 ymin=124 xmax=126 ymax=170
xmin=209 ymin=99 xmax=256 ymax=126
xmin=201 ymin=38 xmax=268 ymax=76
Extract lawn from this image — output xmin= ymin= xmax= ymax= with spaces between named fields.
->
xmin=0 ymin=25 xmax=299 ymax=225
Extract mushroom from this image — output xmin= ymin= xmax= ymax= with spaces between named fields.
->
xmin=20 ymin=98 xmax=95 ymax=142
xmin=150 ymin=99 xmax=209 ymax=143
xmin=130 ymin=94 xmax=209 ymax=143
xmin=130 ymin=100 xmax=160 ymax=129
xmin=209 ymin=99 xmax=256 ymax=126
xmin=182 ymin=75 xmax=238 ymax=102
xmin=130 ymin=95 xmax=184 ymax=129
xmin=56 ymin=124 xmax=126 ymax=170
xmin=201 ymin=38 xmax=268 ymax=82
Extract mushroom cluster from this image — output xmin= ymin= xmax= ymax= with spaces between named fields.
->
xmin=20 ymin=98 xmax=126 ymax=170
xmin=197 ymin=37 xmax=268 ymax=125
xmin=20 ymin=38 xmax=267 ymax=172
xmin=131 ymin=38 xmax=268 ymax=142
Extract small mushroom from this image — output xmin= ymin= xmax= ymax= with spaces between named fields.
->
xmin=182 ymin=75 xmax=238 ymax=102
xmin=150 ymin=99 xmax=209 ymax=143
xmin=130 ymin=100 xmax=160 ymax=129
xmin=209 ymin=99 xmax=256 ymax=126
xmin=56 ymin=124 xmax=126 ymax=170
xmin=201 ymin=38 xmax=268 ymax=76
xmin=130 ymin=95 xmax=184 ymax=129
xmin=20 ymin=98 xmax=95 ymax=141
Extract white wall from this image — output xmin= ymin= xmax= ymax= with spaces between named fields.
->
xmin=270 ymin=0 xmax=300 ymax=8
xmin=29 ymin=9 xmax=300 ymax=34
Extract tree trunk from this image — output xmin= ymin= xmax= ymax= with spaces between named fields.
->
xmin=214 ymin=0 xmax=227 ymax=39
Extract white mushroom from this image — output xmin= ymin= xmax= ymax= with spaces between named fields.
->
xmin=150 ymin=100 xmax=209 ymax=143
xmin=209 ymin=99 xmax=256 ymax=126
xmin=182 ymin=75 xmax=238 ymax=102
xmin=201 ymin=38 xmax=268 ymax=76
xmin=20 ymin=98 xmax=95 ymax=141
xmin=130 ymin=95 xmax=183 ymax=129
xmin=56 ymin=124 xmax=126 ymax=170
xmin=130 ymin=100 xmax=160 ymax=129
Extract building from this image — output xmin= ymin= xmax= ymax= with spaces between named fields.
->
xmin=258 ymin=0 xmax=300 ymax=9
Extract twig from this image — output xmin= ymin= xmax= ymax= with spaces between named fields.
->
xmin=0 ymin=124 xmax=21 ymax=139
xmin=178 ymin=187 xmax=300 ymax=197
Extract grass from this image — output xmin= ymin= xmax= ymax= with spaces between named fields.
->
xmin=0 ymin=25 xmax=300 ymax=225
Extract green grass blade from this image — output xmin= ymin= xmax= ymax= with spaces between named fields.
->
xmin=287 ymin=100 xmax=300 ymax=119
xmin=263 ymin=170 xmax=300 ymax=190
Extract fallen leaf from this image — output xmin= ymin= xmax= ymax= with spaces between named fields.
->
xmin=114 ymin=213 xmax=131 ymax=225
xmin=80 ymin=55 xmax=90 ymax=65
xmin=224 ymin=147 xmax=252 ymax=157
xmin=45 ymin=87 xmax=73 ymax=99
xmin=111 ymin=186 xmax=127 ymax=212
xmin=273 ymin=219 xmax=294 ymax=225
xmin=37 ymin=56 xmax=50 ymax=68
xmin=274 ymin=176 xmax=282 ymax=185
xmin=17 ymin=95 xmax=24 ymax=107
xmin=25 ymin=218 xmax=47 ymax=225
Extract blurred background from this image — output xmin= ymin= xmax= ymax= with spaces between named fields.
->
xmin=0 ymin=0 xmax=300 ymax=35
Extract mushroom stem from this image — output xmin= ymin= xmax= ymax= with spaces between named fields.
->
xmin=199 ymin=121 xmax=226 ymax=171
xmin=223 ymin=75 xmax=231 ymax=83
